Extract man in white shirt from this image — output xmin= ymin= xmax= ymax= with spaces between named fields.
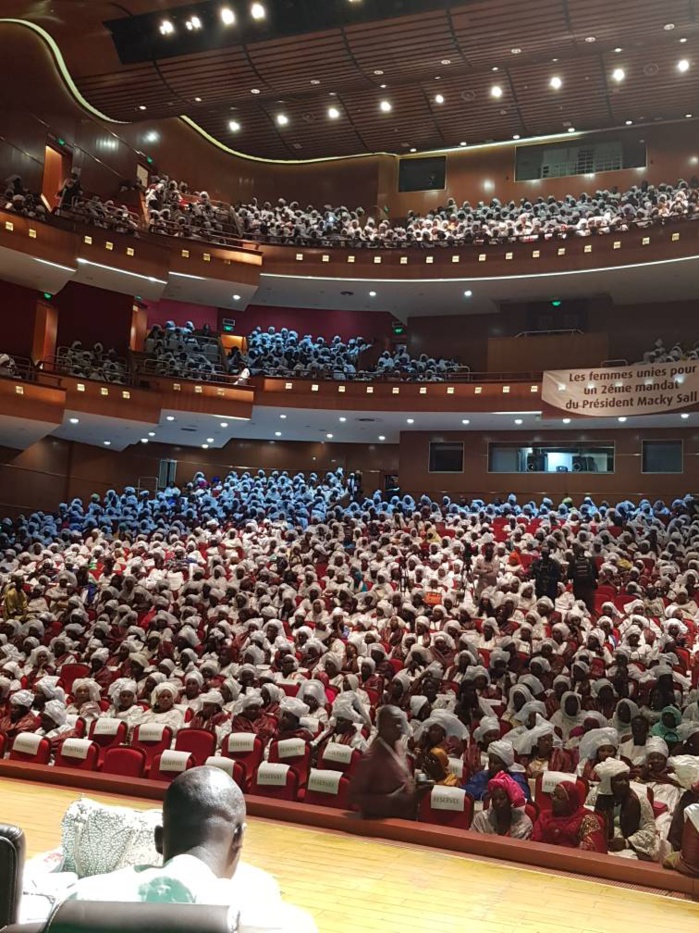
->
xmin=66 ymin=766 xmax=316 ymax=933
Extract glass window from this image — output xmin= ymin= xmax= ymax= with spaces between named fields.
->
xmin=488 ymin=443 xmax=614 ymax=474
xmin=642 ymin=440 xmax=683 ymax=474
xmin=429 ymin=442 xmax=464 ymax=473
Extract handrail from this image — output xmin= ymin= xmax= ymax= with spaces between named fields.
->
xmin=515 ymin=329 xmax=584 ymax=338
xmin=0 ymin=355 xmax=63 ymax=389
xmin=257 ymin=369 xmax=542 ymax=385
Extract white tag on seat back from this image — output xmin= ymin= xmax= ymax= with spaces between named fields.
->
xmin=430 ymin=786 xmax=466 ymax=812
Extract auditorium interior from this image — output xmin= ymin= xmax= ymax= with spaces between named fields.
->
xmin=1 ymin=1 xmax=699 ymax=931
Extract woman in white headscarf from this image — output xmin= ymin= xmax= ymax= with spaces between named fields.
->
xmin=66 ymin=678 xmax=102 ymax=722
xmin=586 ymin=759 xmax=659 ymax=860
xmin=633 ymin=736 xmax=682 ymax=851
xmin=577 ymin=726 xmax=620 ymax=783
xmin=550 ymin=691 xmax=585 ymax=743
xmin=108 ymin=678 xmax=143 ymax=737
xmin=37 ymin=699 xmax=74 ymax=758
xmin=138 ymin=681 xmax=184 ymax=733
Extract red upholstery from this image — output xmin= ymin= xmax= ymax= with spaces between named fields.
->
xmin=57 ymin=663 xmax=90 ymax=694
xmin=304 ymin=770 xmax=351 ymax=809
xmin=9 ymin=733 xmax=50 ymax=764
xmin=278 ymin=682 xmax=300 ymax=697
xmin=534 ymin=773 xmax=589 ymax=810
xmin=203 ymin=755 xmax=246 ymax=789
xmin=0 ymin=733 xmax=5 ymax=758
xmin=151 ymin=751 xmax=196 ymax=783
xmin=268 ymin=739 xmax=311 ymax=788
xmin=418 ymin=787 xmax=474 ymax=830
xmin=131 ymin=724 xmax=173 ymax=774
xmin=318 ymin=744 xmax=361 ymax=776
xmin=54 ymin=738 xmax=99 ymax=771
xmin=87 ymin=718 xmax=127 ymax=766
xmin=102 ymin=746 xmax=147 ymax=778
xmin=174 ymin=728 xmax=216 ymax=766
xmin=221 ymin=734 xmax=264 ymax=791
xmin=251 ymin=763 xmax=300 ymax=801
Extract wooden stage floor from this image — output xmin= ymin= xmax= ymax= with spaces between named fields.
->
xmin=3 ymin=776 xmax=699 ymax=933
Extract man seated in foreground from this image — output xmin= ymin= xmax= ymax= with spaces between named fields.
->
xmin=66 ymin=766 xmax=317 ymax=932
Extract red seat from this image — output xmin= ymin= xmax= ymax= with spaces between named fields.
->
xmin=74 ymin=718 xmax=86 ymax=739
xmin=174 ymin=728 xmax=216 ymax=766
xmin=318 ymin=742 xmax=361 ymax=776
xmin=151 ymin=750 xmax=196 ymax=783
xmin=268 ymin=738 xmax=311 ymax=788
xmin=304 ymin=769 xmax=351 ymax=809
xmin=278 ymin=681 xmax=300 ymax=697
xmin=102 ymin=746 xmax=147 ymax=778
xmin=418 ymin=786 xmax=473 ymax=830
xmin=250 ymin=763 xmax=300 ymax=801
xmin=131 ymin=724 xmax=173 ymax=774
xmin=57 ymin=663 xmax=90 ymax=695
xmin=0 ymin=733 xmax=5 ymax=757
xmin=204 ymin=755 xmax=246 ymax=789
xmin=534 ymin=772 xmax=589 ymax=810
xmin=9 ymin=732 xmax=50 ymax=764
xmin=55 ymin=738 xmax=99 ymax=771
xmin=88 ymin=718 xmax=127 ymax=766
xmin=222 ymin=733 xmax=264 ymax=791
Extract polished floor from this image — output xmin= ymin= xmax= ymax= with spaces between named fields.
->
xmin=3 ymin=776 xmax=699 ymax=933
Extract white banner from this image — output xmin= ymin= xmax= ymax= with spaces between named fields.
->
xmin=542 ymin=362 xmax=699 ymax=417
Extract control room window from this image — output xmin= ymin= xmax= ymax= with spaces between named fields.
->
xmin=642 ymin=440 xmax=683 ymax=474
xmin=429 ymin=442 xmax=464 ymax=473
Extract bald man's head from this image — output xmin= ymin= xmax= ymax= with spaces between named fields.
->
xmin=156 ymin=766 xmax=246 ymax=878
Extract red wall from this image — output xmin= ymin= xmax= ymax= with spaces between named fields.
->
xmin=143 ymin=298 xmax=219 ymax=332
xmin=235 ymin=305 xmax=396 ymax=344
xmin=0 ymin=281 xmax=38 ymax=358
xmin=54 ymin=283 xmax=134 ymax=356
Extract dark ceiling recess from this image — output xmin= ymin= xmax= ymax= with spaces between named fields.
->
xmin=105 ymin=0 xmax=449 ymax=65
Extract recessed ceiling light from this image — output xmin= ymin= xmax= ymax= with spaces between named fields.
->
xmin=220 ymin=422 xmax=229 ymax=428
xmin=185 ymin=15 xmax=202 ymax=30
xmin=251 ymin=3 xmax=266 ymax=21
xmin=206 ymin=437 xmax=214 ymax=443
xmin=550 ymin=75 xmax=563 ymax=90
xmin=374 ymin=69 xmax=384 ymax=76
xmin=461 ymin=419 xmax=470 ymax=425
xmin=103 ymin=440 xmax=111 ymax=446
xmin=459 ymin=141 xmax=467 ymax=146
xmin=229 ymin=120 xmax=241 ymax=132
xmin=464 ymin=289 xmax=473 ymax=297
xmin=148 ymin=432 xmax=156 ymax=437
xmin=612 ymin=67 xmax=625 ymax=82
xmin=233 ymin=294 xmax=241 ymax=300
xmin=202 ymin=444 xmax=209 ymax=449
xmin=276 ymin=113 xmax=289 ymax=126
xmin=511 ymin=48 xmax=521 ymax=54
xmin=584 ymin=36 xmax=596 ymax=43
xmin=491 ymin=85 xmax=503 ymax=98
xmin=614 ymin=47 xmax=623 ymax=53
xmin=328 ymin=106 xmax=341 ymax=119
xmin=221 ymin=7 xmax=236 ymax=25
xmin=618 ymin=416 xmax=627 ymax=422
xmin=339 ymin=417 xmax=347 ymax=422
xmin=141 ymin=438 xmax=149 ymax=444
xmin=681 ymin=413 xmax=690 ymax=419
xmin=69 ymin=417 xmax=79 ymax=424
xmin=562 ymin=418 xmax=571 ymax=424
xmin=326 ymin=433 xmax=334 ymax=439
xmin=441 ymin=59 xmax=451 ymax=65
xmin=280 ymin=414 xmax=287 ymax=419
xmin=194 ymin=96 xmax=202 ymax=102
xmin=275 ymin=431 xmax=282 ymax=437
xmin=310 ymin=79 xmax=321 ymax=85
xmin=514 ymin=418 xmax=523 ymax=425
xmin=379 ymin=99 xmax=392 ymax=112
xmin=159 ymin=19 xmax=174 ymax=35
xmin=406 ymin=418 xmax=414 ymax=424
xmin=434 ymin=93 xmax=445 ymax=104
xmin=166 ymin=415 xmax=175 ymax=421
xmin=678 ymin=59 xmax=690 ymax=72
xmin=251 ymin=88 xmax=261 ymax=94
xmin=513 ymin=134 xmax=521 ymax=140
xmin=567 ymin=127 xmax=576 ymax=133
xmin=138 ymin=105 xmax=147 ymax=111
xmin=686 ymin=113 xmax=693 ymax=118
xmin=410 ymin=147 xmax=417 ymax=153
xmin=625 ymin=119 xmax=633 ymax=125
xmin=369 ymin=290 xmax=377 ymax=297
xmin=664 ymin=22 xmax=676 ymax=30
xmin=680 ymin=37 xmax=688 ymax=43
xmin=378 ymin=435 xmax=386 ymax=441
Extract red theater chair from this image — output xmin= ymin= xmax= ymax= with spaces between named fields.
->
xmin=221 ymin=733 xmax=264 ymax=790
xmin=131 ymin=723 xmax=173 ymax=774
xmin=204 ymin=755 xmax=246 ymax=789
xmin=57 ymin=663 xmax=90 ymax=695
xmin=88 ymin=717 xmax=127 ymax=766
xmin=250 ymin=762 xmax=300 ymax=801
xmin=268 ymin=738 xmax=311 ymax=788
xmin=0 ymin=733 xmax=5 ymax=758
xmin=318 ymin=742 xmax=361 ymax=776
xmin=534 ymin=771 xmax=588 ymax=810
xmin=174 ymin=728 xmax=216 ymax=766
xmin=9 ymin=732 xmax=50 ymax=764
xmin=150 ymin=750 xmax=196 ymax=783
xmin=418 ymin=786 xmax=473 ymax=829
xmin=304 ymin=769 xmax=351 ymax=809
xmin=102 ymin=746 xmax=147 ymax=778
xmin=55 ymin=738 xmax=99 ymax=771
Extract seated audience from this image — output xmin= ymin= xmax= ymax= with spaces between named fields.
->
xmin=532 ymin=781 xmax=607 ymax=851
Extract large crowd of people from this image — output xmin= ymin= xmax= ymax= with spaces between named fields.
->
xmin=142 ymin=322 xmax=228 ymax=382
xmin=635 ymin=339 xmax=699 ymax=365
xmin=1 ymin=469 xmax=699 ymax=873
xmin=53 ymin=342 xmax=129 ymax=384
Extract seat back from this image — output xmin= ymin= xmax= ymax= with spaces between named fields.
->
xmin=55 ymin=738 xmax=99 ymax=771
xmin=102 ymin=746 xmax=147 ymax=778
xmin=319 ymin=742 xmax=360 ymax=775
xmin=204 ymin=756 xmax=246 ymax=788
xmin=9 ymin=732 xmax=51 ymax=764
xmin=268 ymin=739 xmax=311 ymax=787
xmin=251 ymin=762 xmax=300 ymax=801
xmin=88 ymin=718 xmax=127 ymax=764
xmin=174 ymin=728 xmax=217 ymax=766
xmin=13 ymin=899 xmax=232 ymax=933
xmin=418 ymin=786 xmax=473 ymax=830
xmin=535 ymin=771 xmax=588 ymax=809
xmin=221 ymin=733 xmax=263 ymax=791
xmin=304 ymin=769 xmax=351 ymax=809
xmin=0 ymin=824 xmax=25 ymax=928
xmin=57 ymin=663 xmax=90 ymax=695
xmin=132 ymin=724 xmax=173 ymax=773
xmin=151 ymin=750 xmax=195 ymax=783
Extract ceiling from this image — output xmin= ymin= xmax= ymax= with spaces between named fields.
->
xmin=6 ymin=0 xmax=699 ymax=159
